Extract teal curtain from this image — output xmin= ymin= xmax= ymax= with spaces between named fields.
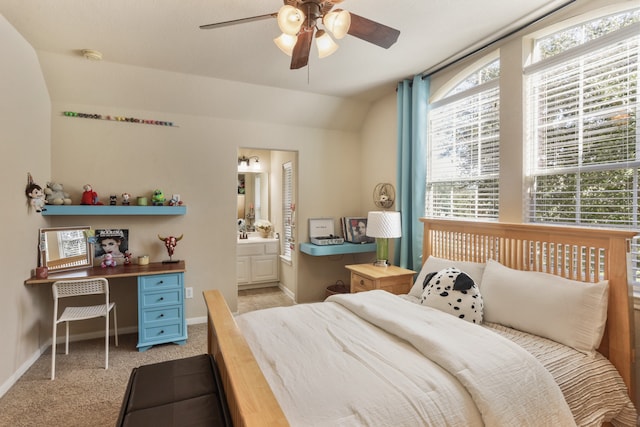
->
xmin=394 ymin=75 xmax=428 ymax=271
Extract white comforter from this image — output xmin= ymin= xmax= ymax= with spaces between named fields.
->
xmin=236 ymin=290 xmax=576 ymax=426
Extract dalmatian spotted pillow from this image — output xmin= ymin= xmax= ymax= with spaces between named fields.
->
xmin=420 ymin=267 xmax=484 ymax=324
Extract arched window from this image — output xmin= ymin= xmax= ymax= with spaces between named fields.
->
xmin=426 ymin=58 xmax=500 ymax=219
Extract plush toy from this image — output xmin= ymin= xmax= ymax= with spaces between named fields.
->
xmin=25 ymin=173 xmax=46 ymax=212
xmin=420 ymin=267 xmax=484 ymax=324
xmin=44 ymin=182 xmax=72 ymax=205
xmin=121 ymin=193 xmax=131 ymax=206
xmin=152 ymin=189 xmax=165 ymax=206
xmin=81 ymin=184 xmax=103 ymax=205
xmin=101 ymin=253 xmax=116 ymax=268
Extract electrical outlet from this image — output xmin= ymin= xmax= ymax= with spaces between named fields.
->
xmin=185 ymin=287 xmax=193 ymax=299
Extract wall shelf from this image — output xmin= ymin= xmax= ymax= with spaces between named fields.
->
xmin=41 ymin=205 xmax=187 ymax=216
xmin=300 ymin=242 xmax=376 ymax=256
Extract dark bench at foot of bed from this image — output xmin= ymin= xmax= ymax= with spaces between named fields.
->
xmin=116 ymin=354 xmax=233 ymax=427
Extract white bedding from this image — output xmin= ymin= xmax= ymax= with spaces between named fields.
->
xmin=236 ymin=290 xmax=579 ymax=426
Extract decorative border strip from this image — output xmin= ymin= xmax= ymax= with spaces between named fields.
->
xmin=62 ymin=111 xmax=177 ymax=127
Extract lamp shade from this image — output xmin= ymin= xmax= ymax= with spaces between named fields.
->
xmin=366 ymin=211 xmax=401 ymax=238
xmin=315 ymin=30 xmax=338 ymax=58
xmin=277 ymin=5 xmax=305 ymax=35
xmin=323 ymin=9 xmax=351 ymax=39
xmin=274 ymin=33 xmax=297 ymax=56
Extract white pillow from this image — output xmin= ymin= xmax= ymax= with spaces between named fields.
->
xmin=408 ymin=256 xmax=486 ymax=298
xmin=480 ymin=259 xmax=608 ymax=355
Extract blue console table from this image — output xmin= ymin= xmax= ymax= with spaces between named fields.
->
xmin=300 ymin=242 xmax=376 ymax=256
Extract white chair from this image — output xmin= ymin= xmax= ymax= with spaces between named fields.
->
xmin=51 ymin=278 xmax=118 ymax=380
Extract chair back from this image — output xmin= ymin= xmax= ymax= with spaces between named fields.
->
xmin=53 ymin=278 xmax=109 ymax=300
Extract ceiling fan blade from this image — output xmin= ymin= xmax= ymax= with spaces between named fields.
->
xmin=199 ymin=13 xmax=277 ymax=30
xmin=347 ymin=13 xmax=400 ymax=49
xmin=290 ymin=27 xmax=314 ymax=69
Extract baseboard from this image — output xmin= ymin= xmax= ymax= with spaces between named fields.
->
xmin=278 ymin=283 xmax=296 ymax=302
xmin=0 ymin=346 xmax=43 ymax=398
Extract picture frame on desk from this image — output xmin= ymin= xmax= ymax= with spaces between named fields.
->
xmin=93 ymin=229 xmax=130 ymax=266
xmin=342 ymin=217 xmax=375 ymax=244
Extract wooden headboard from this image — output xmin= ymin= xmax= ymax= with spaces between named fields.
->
xmin=421 ymin=218 xmax=637 ymax=398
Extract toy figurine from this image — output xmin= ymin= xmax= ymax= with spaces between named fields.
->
xmin=152 ymin=189 xmax=165 ymax=206
xmin=25 ymin=173 xmax=46 ymax=212
xmin=101 ymin=253 xmax=116 ymax=268
xmin=121 ymin=193 xmax=131 ymax=206
xmin=124 ymin=250 xmax=133 ymax=265
xmin=109 ymin=194 xmax=117 ymax=205
xmin=81 ymin=184 xmax=103 ymax=205
xmin=168 ymin=194 xmax=184 ymax=206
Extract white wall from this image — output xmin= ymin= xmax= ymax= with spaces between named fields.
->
xmin=0 ymin=14 xmax=395 ymax=392
xmin=0 ymin=15 xmax=51 ymax=394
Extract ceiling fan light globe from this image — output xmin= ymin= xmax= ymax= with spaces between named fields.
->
xmin=274 ymin=33 xmax=297 ymax=56
xmin=323 ymin=9 xmax=351 ymax=39
xmin=277 ymin=5 xmax=305 ymax=36
xmin=315 ymin=30 xmax=338 ymax=58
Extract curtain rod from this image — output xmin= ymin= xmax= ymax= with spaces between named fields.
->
xmin=420 ymin=0 xmax=576 ymax=79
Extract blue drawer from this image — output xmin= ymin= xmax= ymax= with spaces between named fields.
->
xmin=139 ymin=273 xmax=181 ymax=291
xmin=139 ymin=322 xmax=184 ymax=342
xmin=141 ymin=289 xmax=181 ymax=308
xmin=141 ymin=306 xmax=182 ymax=325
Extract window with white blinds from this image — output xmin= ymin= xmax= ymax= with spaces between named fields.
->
xmin=282 ymin=162 xmax=293 ymax=260
xmin=427 ymin=59 xmax=500 ymax=220
xmin=525 ymin=17 xmax=640 ymax=227
xmin=525 ymin=9 xmax=640 ymax=294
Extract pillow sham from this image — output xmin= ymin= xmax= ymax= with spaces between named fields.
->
xmin=420 ymin=267 xmax=484 ymax=324
xmin=480 ymin=259 xmax=608 ymax=355
xmin=408 ymin=256 xmax=486 ymax=298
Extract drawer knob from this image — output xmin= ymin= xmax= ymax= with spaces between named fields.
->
xmin=360 ymin=279 xmax=364 ymax=285
xmin=158 ymin=280 xmax=164 ymax=284
xmin=159 ymin=297 xmax=164 ymax=301
xmin=160 ymin=330 xmax=164 ymax=334
xmin=160 ymin=313 xmax=164 ymax=317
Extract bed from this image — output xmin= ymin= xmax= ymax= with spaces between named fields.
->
xmin=204 ymin=219 xmax=638 ymax=426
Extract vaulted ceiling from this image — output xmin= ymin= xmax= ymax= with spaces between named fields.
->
xmin=1 ymin=0 xmax=573 ymax=102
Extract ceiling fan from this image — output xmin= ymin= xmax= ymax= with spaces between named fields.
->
xmin=199 ymin=0 xmax=400 ymax=70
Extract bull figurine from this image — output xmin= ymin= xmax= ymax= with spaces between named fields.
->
xmin=158 ymin=234 xmax=183 ymax=263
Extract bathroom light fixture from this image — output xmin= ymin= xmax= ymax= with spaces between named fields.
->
xmin=238 ymin=155 xmax=261 ymax=172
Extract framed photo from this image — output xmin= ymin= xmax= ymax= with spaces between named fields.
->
xmin=343 ymin=217 xmax=375 ymax=243
xmin=94 ymin=229 xmax=130 ymax=264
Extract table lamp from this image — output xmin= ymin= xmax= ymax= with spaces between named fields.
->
xmin=366 ymin=211 xmax=401 ymax=267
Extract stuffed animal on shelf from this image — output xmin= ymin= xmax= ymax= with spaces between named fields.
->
xmin=121 ymin=193 xmax=131 ymax=205
xmin=25 ymin=173 xmax=46 ymax=212
xmin=152 ymin=189 xmax=165 ymax=206
xmin=101 ymin=253 xmax=116 ymax=268
xmin=44 ymin=182 xmax=72 ymax=205
xmin=81 ymin=184 xmax=103 ymax=205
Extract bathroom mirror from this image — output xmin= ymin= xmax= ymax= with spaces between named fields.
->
xmin=39 ymin=226 xmax=92 ymax=272
xmin=238 ymin=172 xmax=269 ymax=229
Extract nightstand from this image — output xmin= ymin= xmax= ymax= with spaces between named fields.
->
xmin=346 ymin=264 xmax=416 ymax=295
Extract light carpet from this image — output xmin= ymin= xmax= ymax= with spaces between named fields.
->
xmin=0 ymin=287 xmax=294 ymax=427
